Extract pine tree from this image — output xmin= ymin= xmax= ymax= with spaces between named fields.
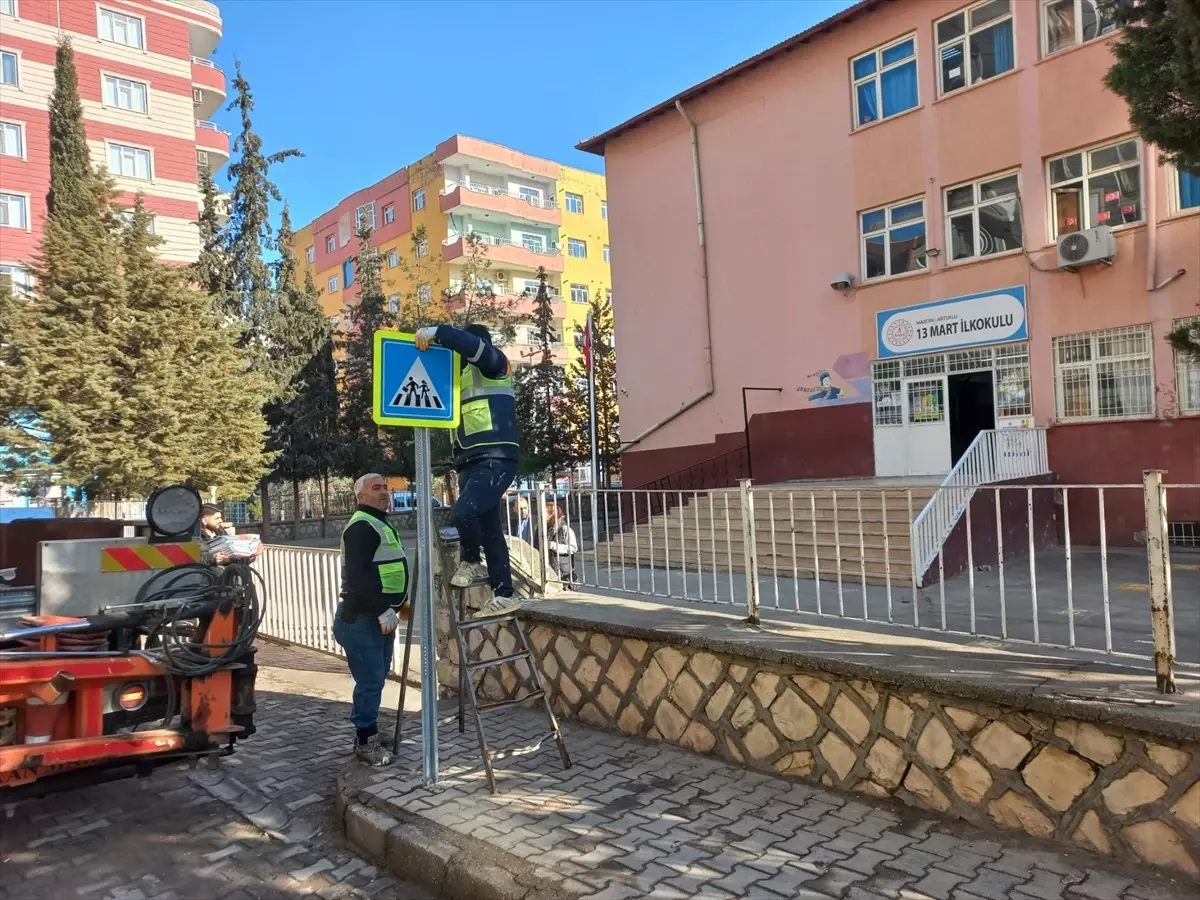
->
xmin=513 ymin=269 xmax=570 ymax=481
xmin=563 ymin=290 xmax=620 ymax=486
xmin=1105 ymin=0 xmax=1200 ymax=361
xmin=194 ymin=165 xmax=228 ymax=299
xmin=0 ymin=282 xmax=47 ymax=490
xmin=222 ymin=61 xmax=302 ymax=398
xmin=266 ymin=206 xmax=341 ymax=504
xmin=340 ymin=226 xmax=411 ymax=476
xmin=8 ymin=39 xmax=130 ymax=495
xmin=445 ymin=231 xmax=520 ymax=340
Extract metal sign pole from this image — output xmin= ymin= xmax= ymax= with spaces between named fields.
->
xmin=414 ymin=426 xmax=439 ymax=784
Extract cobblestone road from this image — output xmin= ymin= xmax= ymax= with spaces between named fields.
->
xmin=0 ymin=643 xmax=431 ymax=900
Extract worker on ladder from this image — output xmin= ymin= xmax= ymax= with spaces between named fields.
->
xmin=415 ymin=323 xmax=520 ymax=618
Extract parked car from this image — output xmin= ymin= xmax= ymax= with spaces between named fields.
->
xmin=391 ymin=491 xmax=445 ymax=512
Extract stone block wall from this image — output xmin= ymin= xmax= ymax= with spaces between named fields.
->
xmin=471 ymin=618 xmax=1200 ymax=878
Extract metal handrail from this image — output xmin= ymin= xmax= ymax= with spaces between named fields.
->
xmin=911 ymin=427 xmax=1050 ymax=580
xmin=444 ymin=233 xmax=561 ymax=256
xmin=190 ymin=56 xmax=223 ymax=72
xmin=194 ymin=119 xmax=229 ymax=135
xmin=442 ymin=182 xmax=558 ymax=210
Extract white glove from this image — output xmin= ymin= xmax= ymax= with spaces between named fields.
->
xmin=378 ymin=609 xmax=399 ymax=634
xmin=414 ymin=327 xmax=438 ymax=350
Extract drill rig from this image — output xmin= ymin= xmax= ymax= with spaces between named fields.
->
xmin=0 ymin=486 xmax=262 ymax=796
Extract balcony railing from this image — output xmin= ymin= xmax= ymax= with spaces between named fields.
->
xmin=191 ymin=56 xmax=223 ymax=72
xmin=195 ymin=119 xmax=229 ymax=134
xmin=442 ymin=182 xmax=558 ymax=210
xmin=448 ymin=281 xmax=561 ymax=299
xmin=444 ymin=233 xmax=561 ymax=257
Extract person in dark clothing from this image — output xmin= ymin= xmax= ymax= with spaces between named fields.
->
xmin=332 ymin=473 xmax=410 ymax=766
xmin=197 ymin=504 xmax=261 ymax=566
xmin=415 ymin=323 xmax=519 ymax=618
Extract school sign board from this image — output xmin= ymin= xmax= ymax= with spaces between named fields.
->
xmin=876 ymin=286 xmax=1028 ymax=359
xmin=373 ymin=331 xmax=462 ymax=428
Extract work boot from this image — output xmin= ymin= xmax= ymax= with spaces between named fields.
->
xmin=354 ymin=736 xmax=393 ymax=766
xmin=473 ymin=594 xmax=522 ymax=619
xmin=450 ymin=561 xmax=489 ymax=587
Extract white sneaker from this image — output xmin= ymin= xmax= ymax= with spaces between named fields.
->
xmin=450 ymin=561 xmax=489 ymax=587
xmin=473 ymin=595 xmax=521 ymax=619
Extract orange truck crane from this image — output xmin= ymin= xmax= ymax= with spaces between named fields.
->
xmin=0 ymin=486 xmax=262 ymax=796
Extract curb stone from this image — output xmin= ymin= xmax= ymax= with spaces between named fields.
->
xmin=336 ymin=772 xmax=580 ymax=900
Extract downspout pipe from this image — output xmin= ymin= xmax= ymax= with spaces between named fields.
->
xmin=620 ymin=99 xmax=716 ymax=452
xmin=1146 ymin=144 xmax=1187 ymax=292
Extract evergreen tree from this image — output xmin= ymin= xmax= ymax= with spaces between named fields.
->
xmin=339 ymin=226 xmax=411 ymax=476
xmin=266 ymin=206 xmax=342 ymax=504
xmin=562 ymin=291 xmax=621 ymax=486
xmin=7 ymin=39 xmax=130 ymax=494
xmin=222 ymin=61 xmax=302 ymax=398
xmin=444 ymin=231 xmax=520 ymax=340
xmin=194 ymin=165 xmax=228 ymax=299
xmin=513 ymin=269 xmax=570 ymax=481
xmin=0 ymin=282 xmax=47 ymax=489
xmin=390 ymin=224 xmax=445 ymax=330
xmin=1105 ymin=0 xmax=1200 ymax=361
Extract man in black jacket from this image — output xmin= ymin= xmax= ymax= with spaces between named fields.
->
xmin=416 ymin=323 xmax=519 ymax=618
xmin=332 ymin=473 xmax=410 ymax=765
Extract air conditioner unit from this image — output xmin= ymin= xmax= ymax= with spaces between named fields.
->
xmin=494 ymin=271 xmax=507 ymax=282
xmin=193 ymin=87 xmax=204 ymax=104
xmin=1056 ymin=225 xmax=1116 ymax=269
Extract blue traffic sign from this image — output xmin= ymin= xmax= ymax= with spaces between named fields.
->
xmin=373 ymin=331 xmax=461 ymax=429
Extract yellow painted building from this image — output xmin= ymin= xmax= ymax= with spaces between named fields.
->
xmin=291 ymin=135 xmax=610 ymax=369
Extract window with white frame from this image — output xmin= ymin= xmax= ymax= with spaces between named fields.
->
xmin=995 ymin=343 xmax=1032 ymax=417
xmin=115 ymin=208 xmax=155 ymax=233
xmin=383 ymin=203 xmax=394 ymax=225
xmin=1 ymin=51 xmax=18 ymax=86
xmin=416 ymin=239 xmax=428 ymax=258
xmin=412 ymin=189 xmax=425 ymax=212
xmin=1174 ymin=318 xmax=1200 ymax=415
xmin=328 ymin=275 xmax=339 ymax=293
xmin=601 ymin=200 xmax=608 ymax=219
xmin=305 ymin=246 xmax=314 ymax=264
xmin=99 ymin=8 xmax=145 ymax=49
xmin=1048 ymin=138 xmax=1141 ymax=237
xmin=1175 ymin=167 xmax=1200 ymax=213
xmin=871 ymin=361 xmax=903 ymax=425
xmin=518 ymin=186 xmax=541 ymax=206
xmin=325 ymin=235 xmax=335 ymax=253
xmin=103 ymin=75 xmax=148 ymax=113
xmin=418 ymin=284 xmax=432 ymax=303
xmin=937 ymin=0 xmax=1015 ymax=96
xmin=945 ymin=171 xmax=1022 ymax=260
xmin=861 ymin=197 xmax=926 ymax=279
xmin=570 ymin=283 xmax=588 ymax=304
xmin=0 ymin=193 xmax=28 ymax=229
xmin=0 ymin=1 xmax=16 ymax=17
xmin=0 ymin=121 xmax=23 ymax=158
xmin=1054 ymin=324 xmax=1154 ymax=421
xmin=385 ymin=249 xmax=399 ymax=268
xmin=388 ymin=294 xmax=400 ymax=314
xmin=355 ymin=202 xmax=375 ymax=233
xmin=329 ymin=314 xmax=340 ymax=331
xmin=603 ymin=244 xmax=610 ymax=263
xmin=565 ymin=193 xmax=583 ymax=214
xmin=851 ymin=34 xmax=919 ymax=128
xmin=108 ymin=143 xmax=151 ymax=180
xmin=1041 ymin=0 xmax=1129 ymax=57
xmin=567 ymin=238 xmax=587 ymax=258
xmin=0 ymin=264 xmax=32 ymax=296
xmin=521 ymin=233 xmax=544 ymax=253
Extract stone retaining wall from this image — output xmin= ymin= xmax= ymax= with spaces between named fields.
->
xmin=470 ymin=617 xmax=1200 ymax=878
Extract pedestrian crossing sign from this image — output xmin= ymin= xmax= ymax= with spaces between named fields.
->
xmin=373 ymin=331 xmax=461 ymax=429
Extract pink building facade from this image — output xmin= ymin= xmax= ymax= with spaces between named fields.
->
xmin=581 ymin=0 xmax=1199 ymax=515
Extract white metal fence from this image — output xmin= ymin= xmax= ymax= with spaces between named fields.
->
xmin=561 ymin=475 xmax=1195 ymax=688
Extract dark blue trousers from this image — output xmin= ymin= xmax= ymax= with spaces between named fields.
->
xmin=454 ymin=458 xmax=517 ymax=597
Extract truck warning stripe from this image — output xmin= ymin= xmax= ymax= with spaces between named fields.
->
xmin=100 ymin=543 xmax=202 ymax=572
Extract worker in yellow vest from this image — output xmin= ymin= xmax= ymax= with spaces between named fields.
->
xmin=333 ymin=473 xmax=410 ymax=765
xmin=415 ymin=324 xmax=519 ymax=618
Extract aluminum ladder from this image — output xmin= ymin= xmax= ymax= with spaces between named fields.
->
xmin=448 ymin=584 xmax=571 ymax=793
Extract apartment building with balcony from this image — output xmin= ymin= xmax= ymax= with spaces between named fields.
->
xmin=291 ymin=134 xmax=610 ymax=370
xmin=0 ymin=0 xmax=228 ymax=287
xmin=581 ymin=0 xmax=1199 ymax=507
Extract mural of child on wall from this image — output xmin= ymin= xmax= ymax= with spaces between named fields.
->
xmin=799 ymin=353 xmax=871 ymax=406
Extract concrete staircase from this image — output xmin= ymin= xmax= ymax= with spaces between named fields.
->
xmin=587 ymin=485 xmax=936 ymax=587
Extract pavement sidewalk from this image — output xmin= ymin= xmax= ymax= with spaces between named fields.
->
xmin=342 ymin=707 xmax=1196 ymax=900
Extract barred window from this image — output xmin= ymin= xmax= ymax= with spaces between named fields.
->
xmin=1054 ymin=324 xmax=1153 ymax=421
xmin=1174 ymin=317 xmax=1200 ymax=416
xmin=872 ymin=361 xmax=902 ymax=425
xmin=995 ymin=343 xmax=1032 ymax=417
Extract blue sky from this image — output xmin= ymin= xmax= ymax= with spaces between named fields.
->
xmin=210 ymin=0 xmax=854 ymax=227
